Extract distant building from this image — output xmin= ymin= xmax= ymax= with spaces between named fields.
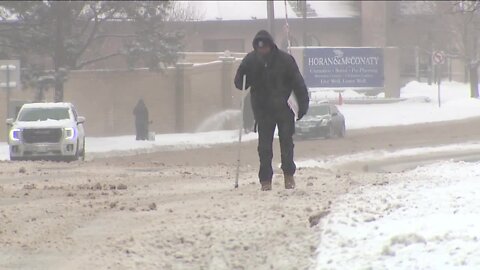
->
xmin=168 ymin=1 xmax=361 ymax=51
xmin=1 ymin=1 xmax=464 ymax=81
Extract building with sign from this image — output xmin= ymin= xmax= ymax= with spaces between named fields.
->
xmin=53 ymin=1 xmax=465 ymax=82
xmin=1 ymin=1 xmax=470 ymax=141
xmin=1 ymin=1 xmax=463 ymax=82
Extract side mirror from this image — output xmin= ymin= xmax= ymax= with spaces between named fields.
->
xmin=77 ymin=116 xmax=86 ymax=124
xmin=6 ymin=118 xmax=13 ymax=125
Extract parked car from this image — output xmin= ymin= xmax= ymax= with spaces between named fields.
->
xmin=6 ymin=102 xmax=86 ymax=161
xmin=295 ymin=101 xmax=346 ymax=139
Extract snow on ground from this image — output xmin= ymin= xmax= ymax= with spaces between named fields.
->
xmin=86 ymin=130 xmax=257 ymax=156
xmin=1 ymin=80 xmax=479 ymax=268
xmin=313 ymin=81 xmax=480 ymax=130
xmin=310 ymin=88 xmax=366 ymax=101
xmin=296 ymin=142 xmax=480 ymax=169
xmin=314 ymin=160 xmax=480 ymax=269
xmin=0 ymin=131 xmax=258 ymax=160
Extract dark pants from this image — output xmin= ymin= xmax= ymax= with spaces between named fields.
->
xmin=256 ymin=108 xmax=296 ymax=183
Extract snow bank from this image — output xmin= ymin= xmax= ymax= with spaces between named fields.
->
xmin=0 ymin=130 xmax=258 ymax=160
xmin=310 ymin=89 xmax=365 ymax=102
xmin=297 ymin=142 xmax=480 ymax=170
xmin=336 ymin=81 xmax=480 ymax=129
xmin=314 ymin=160 xmax=480 ymax=269
xmin=87 ymin=130 xmax=257 ymax=154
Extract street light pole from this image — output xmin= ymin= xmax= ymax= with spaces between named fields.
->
xmin=267 ymin=0 xmax=275 ymax=40
xmin=1 ymin=64 xmax=17 ymax=120
xmin=6 ymin=65 xmax=10 ymax=120
xmin=302 ymin=0 xmax=307 ymax=46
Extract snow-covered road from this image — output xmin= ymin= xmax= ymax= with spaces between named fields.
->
xmin=1 ymin=80 xmax=480 ymax=269
xmin=1 ymin=81 xmax=480 ymax=161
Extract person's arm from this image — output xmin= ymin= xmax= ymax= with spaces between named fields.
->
xmin=234 ymin=53 xmax=252 ymax=90
xmin=288 ymin=55 xmax=309 ymax=120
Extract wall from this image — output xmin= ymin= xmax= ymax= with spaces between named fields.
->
xmin=1 ymin=45 xmax=401 ymax=142
xmin=172 ymin=18 xmax=361 ymax=53
xmin=64 ymin=68 xmax=177 ymax=137
xmin=181 ymin=52 xmax=246 ymax=63
xmin=1 ymin=86 xmax=41 ymax=141
xmin=187 ymin=61 xmax=224 ymax=132
xmin=0 ymin=54 xmax=244 ymax=141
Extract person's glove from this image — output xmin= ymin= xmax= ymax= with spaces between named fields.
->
xmin=297 ymin=108 xmax=307 ymax=121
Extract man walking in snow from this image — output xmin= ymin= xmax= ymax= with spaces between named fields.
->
xmin=234 ymin=30 xmax=309 ymax=191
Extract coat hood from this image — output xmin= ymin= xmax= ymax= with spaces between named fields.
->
xmin=252 ymin=30 xmax=277 ymax=50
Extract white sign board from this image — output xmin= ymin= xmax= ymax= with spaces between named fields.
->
xmin=0 ymin=60 xmax=20 ymax=90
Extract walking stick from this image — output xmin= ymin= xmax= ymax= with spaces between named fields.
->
xmin=235 ymin=74 xmax=247 ymax=189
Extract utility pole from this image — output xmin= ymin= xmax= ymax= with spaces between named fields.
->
xmin=302 ymin=0 xmax=307 ymax=46
xmin=5 ymin=65 xmax=11 ymax=120
xmin=54 ymin=3 xmax=66 ymax=102
xmin=267 ymin=0 xmax=275 ymax=40
xmin=1 ymin=64 xmax=17 ymax=121
xmin=414 ymin=46 xmax=420 ymax=82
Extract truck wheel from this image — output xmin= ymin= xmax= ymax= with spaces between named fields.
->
xmin=80 ymin=139 xmax=86 ymax=161
xmin=65 ymin=141 xmax=80 ymax=162
xmin=338 ymin=123 xmax=346 ymax=138
xmin=10 ymin=156 xmax=21 ymax=161
xmin=325 ymin=125 xmax=335 ymax=139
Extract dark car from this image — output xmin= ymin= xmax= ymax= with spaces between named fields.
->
xmin=295 ymin=102 xmax=346 ymax=139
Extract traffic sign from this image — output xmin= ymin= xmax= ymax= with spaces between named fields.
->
xmin=0 ymin=60 xmax=20 ymax=90
xmin=432 ymin=50 xmax=445 ymax=65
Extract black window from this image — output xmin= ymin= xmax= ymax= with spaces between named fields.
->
xmin=308 ymin=105 xmax=330 ymax=116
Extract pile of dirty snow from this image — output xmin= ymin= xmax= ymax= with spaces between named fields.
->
xmin=314 ymin=160 xmax=480 ymax=269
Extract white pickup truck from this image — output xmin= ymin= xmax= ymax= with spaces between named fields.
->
xmin=6 ymin=102 xmax=86 ymax=161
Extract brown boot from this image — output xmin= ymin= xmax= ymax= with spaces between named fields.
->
xmin=260 ymin=182 xmax=272 ymax=191
xmin=284 ymin=175 xmax=295 ymax=189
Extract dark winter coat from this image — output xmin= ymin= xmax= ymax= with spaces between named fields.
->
xmin=133 ymin=99 xmax=149 ymax=140
xmin=234 ymin=30 xmax=309 ymax=121
xmin=133 ymin=99 xmax=149 ymax=124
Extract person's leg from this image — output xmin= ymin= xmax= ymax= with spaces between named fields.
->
xmin=256 ymin=113 xmax=276 ymax=188
xmin=277 ymin=109 xmax=296 ymax=188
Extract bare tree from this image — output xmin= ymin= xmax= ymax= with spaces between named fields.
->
xmin=166 ymin=1 xmax=204 ymax=22
xmin=442 ymin=1 xmax=480 ymax=96
xmin=0 ymin=1 xmax=185 ymax=102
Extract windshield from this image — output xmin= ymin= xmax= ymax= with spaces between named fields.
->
xmin=18 ymin=108 xmax=71 ymax=121
xmin=307 ymin=105 xmax=330 ymax=116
